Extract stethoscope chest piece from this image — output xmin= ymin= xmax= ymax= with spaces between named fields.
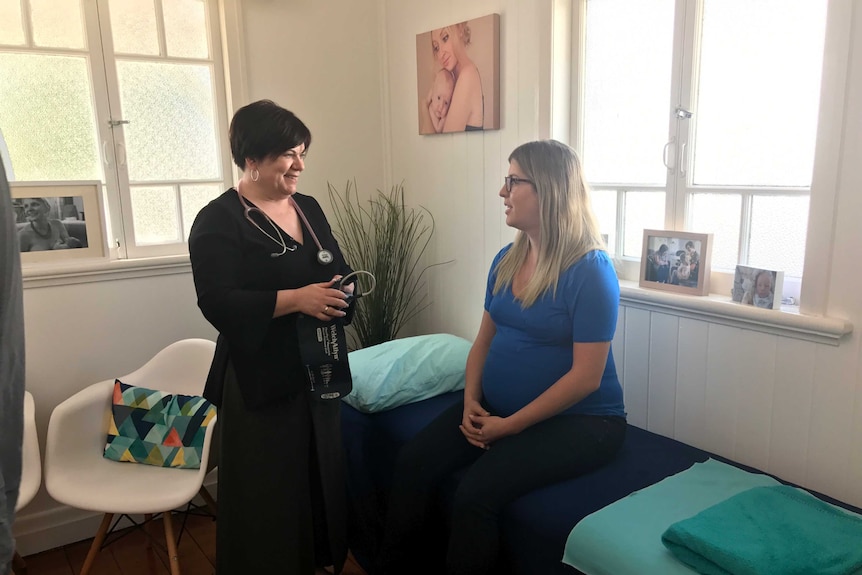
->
xmin=317 ymin=249 xmax=334 ymax=265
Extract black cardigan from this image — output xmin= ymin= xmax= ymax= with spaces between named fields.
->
xmin=188 ymin=189 xmax=354 ymax=409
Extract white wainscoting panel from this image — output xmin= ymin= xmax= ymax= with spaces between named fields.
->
xmin=646 ymin=312 xmax=679 ymax=437
xmin=769 ymin=337 xmax=816 ymax=486
xmin=702 ymin=324 xmax=742 ymax=457
xmin=806 ymin=342 xmax=856 ymax=503
xmin=620 ymin=303 xmax=862 ymax=508
xmin=731 ymin=329 xmax=776 ymax=468
xmin=674 ymin=318 xmax=710 ymax=450
xmin=622 ymin=307 xmax=650 ymax=428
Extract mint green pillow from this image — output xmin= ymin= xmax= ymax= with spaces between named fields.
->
xmin=343 ymin=333 xmax=471 ymax=413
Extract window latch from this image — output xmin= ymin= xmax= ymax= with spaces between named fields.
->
xmin=108 ymin=119 xmax=130 ymax=127
xmin=675 ymin=106 xmax=693 ymax=120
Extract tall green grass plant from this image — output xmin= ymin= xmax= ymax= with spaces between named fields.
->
xmin=327 ymin=180 xmax=447 ymax=349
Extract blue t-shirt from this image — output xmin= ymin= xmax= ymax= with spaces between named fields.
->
xmin=481 ymin=245 xmax=626 ymax=418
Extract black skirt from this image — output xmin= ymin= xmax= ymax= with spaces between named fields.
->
xmin=216 ymin=363 xmax=347 ymax=574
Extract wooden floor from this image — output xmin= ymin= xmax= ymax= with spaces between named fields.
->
xmin=18 ymin=512 xmax=368 ymax=575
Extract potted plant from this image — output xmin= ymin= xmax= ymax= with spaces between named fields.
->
xmin=327 ymin=180 xmax=447 ymax=349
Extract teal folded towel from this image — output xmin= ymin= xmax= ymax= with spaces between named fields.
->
xmin=661 ymin=485 xmax=862 ymax=575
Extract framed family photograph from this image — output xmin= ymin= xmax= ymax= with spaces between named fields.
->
xmin=639 ymin=229 xmax=713 ymax=296
xmin=731 ymin=265 xmax=784 ymax=310
xmin=416 ymin=13 xmax=500 ymax=135
xmin=10 ymin=181 xmax=107 ymax=264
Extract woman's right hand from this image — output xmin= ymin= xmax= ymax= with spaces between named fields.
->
xmin=460 ymin=398 xmax=490 ymax=449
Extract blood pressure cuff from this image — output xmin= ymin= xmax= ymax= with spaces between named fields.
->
xmin=296 ymin=314 xmax=353 ymax=401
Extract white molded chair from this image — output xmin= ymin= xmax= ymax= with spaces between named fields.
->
xmin=11 ymin=391 xmax=40 ymax=575
xmin=44 ymin=339 xmax=217 ymax=575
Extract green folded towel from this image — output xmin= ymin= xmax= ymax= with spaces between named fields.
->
xmin=661 ymin=485 xmax=862 ymax=575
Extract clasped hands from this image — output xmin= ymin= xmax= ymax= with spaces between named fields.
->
xmin=300 ymin=275 xmax=354 ymax=321
xmin=459 ymin=398 xmax=519 ymax=450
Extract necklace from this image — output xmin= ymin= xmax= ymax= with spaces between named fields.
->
xmin=29 ymin=220 xmax=52 ymax=239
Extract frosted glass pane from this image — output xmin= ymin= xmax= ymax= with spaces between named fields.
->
xmin=30 ymin=0 xmax=84 ymax=49
xmin=163 ymin=0 xmax=208 ymax=59
xmin=0 ymin=53 xmax=100 ymax=181
xmin=693 ymin=0 xmax=827 ymax=187
xmin=689 ymin=194 xmax=741 ymax=271
xmin=180 ymin=184 xmax=220 ymax=240
xmin=0 ymin=0 xmax=25 ymax=46
xmin=589 ymin=189 xmax=617 ymax=253
xmin=583 ymin=0 xmax=675 ymax=185
xmin=749 ymin=196 xmax=807 ymax=278
xmin=116 ymin=60 xmax=220 ymax=181
xmin=108 ymin=0 xmax=158 ymax=55
xmin=131 ymin=185 xmax=180 ymax=244
xmin=623 ymin=191 xmax=665 ymax=258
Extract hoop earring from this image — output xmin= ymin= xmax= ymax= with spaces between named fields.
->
xmin=251 ymin=168 xmax=260 ymax=182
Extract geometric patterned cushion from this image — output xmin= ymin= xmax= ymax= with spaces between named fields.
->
xmin=103 ymin=379 xmax=216 ymax=469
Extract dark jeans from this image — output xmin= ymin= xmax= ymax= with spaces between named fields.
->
xmin=377 ymin=399 xmax=626 ymax=575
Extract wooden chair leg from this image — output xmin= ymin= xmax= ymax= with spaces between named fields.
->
xmin=79 ymin=513 xmax=113 ymax=575
xmin=11 ymin=549 xmax=27 ymax=575
xmin=198 ymin=485 xmax=218 ymax=516
xmin=162 ymin=510 xmax=182 ymax=575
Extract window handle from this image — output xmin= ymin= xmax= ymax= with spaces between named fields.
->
xmin=117 ymin=142 xmax=126 ymax=167
xmin=680 ymin=142 xmax=688 ymax=176
xmin=102 ymin=141 xmax=111 ymax=166
xmin=662 ymin=138 xmax=676 ymax=171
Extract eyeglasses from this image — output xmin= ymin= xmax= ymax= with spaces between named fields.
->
xmin=504 ymin=175 xmax=535 ymax=192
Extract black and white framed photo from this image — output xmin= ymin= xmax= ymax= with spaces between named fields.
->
xmin=10 ymin=181 xmax=106 ymax=264
xmin=639 ymin=229 xmax=713 ymax=296
xmin=731 ymin=265 xmax=784 ymax=310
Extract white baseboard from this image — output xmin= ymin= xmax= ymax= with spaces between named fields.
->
xmin=12 ymin=478 xmax=218 ymax=557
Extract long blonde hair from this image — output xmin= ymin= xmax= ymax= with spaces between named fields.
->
xmin=493 ymin=140 xmax=605 ymax=307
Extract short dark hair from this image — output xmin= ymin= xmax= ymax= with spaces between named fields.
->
xmin=229 ymin=100 xmax=312 ymax=170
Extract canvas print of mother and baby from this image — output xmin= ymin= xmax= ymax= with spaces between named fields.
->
xmin=416 ymin=14 xmax=500 ymax=135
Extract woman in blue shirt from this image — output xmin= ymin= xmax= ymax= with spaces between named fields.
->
xmin=377 ymin=139 xmax=626 ymax=575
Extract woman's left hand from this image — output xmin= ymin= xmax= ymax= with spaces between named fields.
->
xmin=468 ymin=414 xmax=519 ymax=445
xmin=334 ymin=275 xmax=355 ymax=296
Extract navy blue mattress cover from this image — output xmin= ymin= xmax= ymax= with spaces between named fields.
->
xmin=341 ymin=390 xmax=862 ymax=575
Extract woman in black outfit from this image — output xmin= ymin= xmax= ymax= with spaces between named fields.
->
xmin=189 ymin=100 xmax=355 ymax=574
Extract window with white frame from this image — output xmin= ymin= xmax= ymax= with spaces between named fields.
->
xmin=0 ymin=0 xmax=231 ymax=259
xmin=577 ymin=0 xmax=827 ymax=297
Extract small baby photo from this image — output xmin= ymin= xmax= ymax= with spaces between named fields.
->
xmin=731 ymin=265 xmax=784 ymax=310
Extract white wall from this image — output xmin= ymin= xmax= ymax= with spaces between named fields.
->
xmin=382 ymin=0 xmax=558 ymax=341
xmin=237 ymin=0 xmax=386 ymax=210
xmin=14 ymin=0 xmax=386 ymax=554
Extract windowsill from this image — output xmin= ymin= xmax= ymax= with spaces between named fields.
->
xmin=20 ymin=263 xmax=854 ymax=344
xmin=619 ymin=280 xmax=852 ymax=346
xmin=21 ymin=255 xmax=192 ymax=289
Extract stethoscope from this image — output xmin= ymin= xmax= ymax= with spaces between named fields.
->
xmin=236 ymin=188 xmax=334 ymax=265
